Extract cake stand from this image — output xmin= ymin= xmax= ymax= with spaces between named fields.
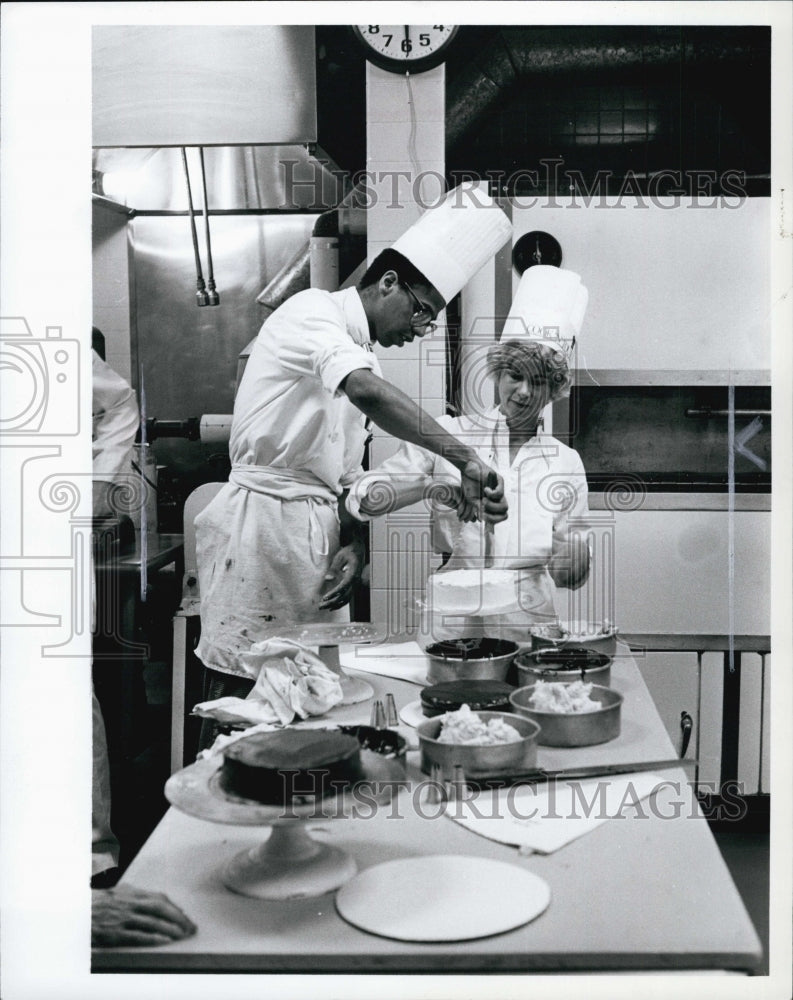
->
xmin=257 ymin=622 xmax=383 ymax=705
xmin=165 ymin=750 xmax=404 ymax=900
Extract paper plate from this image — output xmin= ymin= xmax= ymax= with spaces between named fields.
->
xmin=335 ymin=855 xmax=551 ymax=942
xmin=398 ymin=699 xmax=427 ymax=730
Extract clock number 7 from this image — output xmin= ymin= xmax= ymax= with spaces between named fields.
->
xmin=383 ymin=34 xmax=393 ymax=47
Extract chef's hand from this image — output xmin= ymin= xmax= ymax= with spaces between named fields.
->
xmin=318 ymin=540 xmax=365 ymax=610
xmin=548 ymin=533 xmax=591 ymax=590
xmin=460 ymin=462 xmax=509 ymax=524
xmin=91 ymin=886 xmax=197 ymax=948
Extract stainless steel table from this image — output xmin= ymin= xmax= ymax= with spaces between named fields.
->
xmin=93 ymin=646 xmax=762 ymax=973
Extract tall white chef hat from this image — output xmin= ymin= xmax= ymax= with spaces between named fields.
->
xmin=390 ymin=184 xmax=512 ymax=304
xmin=499 ymin=265 xmax=588 ymax=359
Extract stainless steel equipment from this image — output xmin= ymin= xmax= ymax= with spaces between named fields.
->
xmin=530 ymin=623 xmax=619 ymax=657
xmin=515 ymin=648 xmax=612 ymax=687
xmin=510 ymin=684 xmax=623 ymax=747
xmin=424 ymin=638 xmax=520 ymax=684
xmin=417 ymin=711 xmax=540 ymax=779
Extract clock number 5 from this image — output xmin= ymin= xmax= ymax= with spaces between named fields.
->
xmin=419 ymin=33 xmax=431 ymax=47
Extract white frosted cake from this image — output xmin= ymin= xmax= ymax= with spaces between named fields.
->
xmin=429 ymin=569 xmax=518 ymax=615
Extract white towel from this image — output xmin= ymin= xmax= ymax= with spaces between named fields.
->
xmin=193 ymin=637 xmax=343 ymax=727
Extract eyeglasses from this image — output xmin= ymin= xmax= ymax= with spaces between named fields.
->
xmin=401 ymin=281 xmax=438 ymax=334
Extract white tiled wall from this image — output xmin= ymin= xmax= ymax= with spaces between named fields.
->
xmin=92 ymin=202 xmax=132 ymax=381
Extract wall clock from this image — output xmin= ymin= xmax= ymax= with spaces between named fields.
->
xmin=350 ymin=25 xmax=459 ymax=73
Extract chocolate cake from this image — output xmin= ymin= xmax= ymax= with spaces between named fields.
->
xmin=220 ymin=730 xmax=363 ymax=804
xmin=420 ymin=680 xmax=515 ymax=718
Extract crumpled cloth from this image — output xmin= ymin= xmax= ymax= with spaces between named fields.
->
xmin=197 ymin=722 xmax=280 ymax=760
xmin=192 ymin=638 xmax=343 ymax=728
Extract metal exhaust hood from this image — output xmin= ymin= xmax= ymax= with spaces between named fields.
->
xmin=92 ymin=144 xmax=345 ymax=213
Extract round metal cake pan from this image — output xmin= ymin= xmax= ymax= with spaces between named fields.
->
xmin=514 ymin=647 xmax=612 ymax=687
xmin=530 ymin=621 xmax=618 ymax=656
xmin=417 ymin=710 xmax=540 ymax=779
xmin=509 ymin=684 xmax=623 ymax=747
xmin=424 ymin=637 xmax=519 ymax=684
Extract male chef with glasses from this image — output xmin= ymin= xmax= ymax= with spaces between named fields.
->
xmin=195 ymin=185 xmax=512 ymax=714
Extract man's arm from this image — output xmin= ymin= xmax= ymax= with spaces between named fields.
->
xmin=340 ymin=369 xmax=507 ymax=522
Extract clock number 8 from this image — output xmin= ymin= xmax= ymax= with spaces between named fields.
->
xmin=368 ymin=26 xmax=379 ymax=34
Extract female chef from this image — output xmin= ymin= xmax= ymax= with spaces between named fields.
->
xmin=347 ymin=266 xmax=591 ymax=641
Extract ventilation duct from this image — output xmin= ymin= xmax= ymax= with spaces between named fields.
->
xmin=446 ymin=26 xmax=768 ymax=151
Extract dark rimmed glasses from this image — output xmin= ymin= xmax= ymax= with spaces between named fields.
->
xmin=401 ymin=281 xmax=438 ymax=334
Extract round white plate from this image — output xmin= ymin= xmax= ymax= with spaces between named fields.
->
xmin=335 ymin=855 xmax=551 ymax=942
xmin=398 ymin=699 xmax=427 ymax=729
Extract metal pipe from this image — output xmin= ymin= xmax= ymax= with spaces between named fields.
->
xmin=685 ymin=409 xmax=771 ymax=417
xmin=181 ymin=148 xmax=209 ymax=306
xmin=198 ymin=147 xmax=219 ymax=306
xmin=255 ymin=243 xmax=311 ymax=313
xmin=255 ymin=185 xmax=368 ymax=310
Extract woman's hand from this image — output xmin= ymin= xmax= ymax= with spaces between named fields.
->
xmin=548 ymin=534 xmax=591 ymax=590
xmin=318 ymin=540 xmax=365 ymax=610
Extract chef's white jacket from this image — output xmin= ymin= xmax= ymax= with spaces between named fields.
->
xmin=347 ymin=407 xmax=590 ymax=638
xmin=195 ymin=287 xmax=380 ymax=677
xmin=229 ymin=287 xmax=380 ymax=497
xmin=348 ymin=406 xmax=589 ymax=568
xmin=91 ymin=350 xmax=139 ymax=483
xmin=91 ymin=351 xmax=139 ymax=875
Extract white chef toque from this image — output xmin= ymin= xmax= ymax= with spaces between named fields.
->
xmin=499 ymin=265 xmax=588 ymax=359
xmin=391 ymin=184 xmax=512 ymax=303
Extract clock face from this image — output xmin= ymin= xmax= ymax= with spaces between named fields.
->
xmin=351 ymin=25 xmax=458 ymax=73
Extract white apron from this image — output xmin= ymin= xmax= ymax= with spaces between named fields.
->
xmin=195 ymin=465 xmax=348 ymax=678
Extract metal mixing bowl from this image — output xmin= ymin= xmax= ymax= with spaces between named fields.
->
xmin=417 ymin=710 xmax=540 ymax=779
xmin=515 ymin=647 xmax=612 ymax=687
xmin=424 ymin=637 xmax=520 ymax=684
xmin=509 ymin=684 xmax=623 ymax=747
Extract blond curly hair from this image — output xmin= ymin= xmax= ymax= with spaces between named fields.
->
xmin=486 ymin=339 xmax=572 ymax=402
